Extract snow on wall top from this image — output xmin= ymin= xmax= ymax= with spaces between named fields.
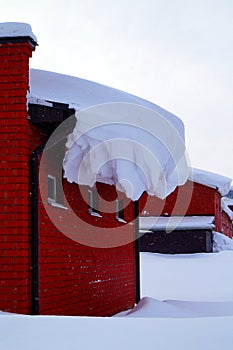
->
xmin=139 ymin=216 xmax=215 ymax=232
xmin=0 ymin=22 xmax=37 ymax=43
xmin=189 ymin=168 xmax=232 ymax=196
xmin=29 ymin=69 xmax=189 ymax=200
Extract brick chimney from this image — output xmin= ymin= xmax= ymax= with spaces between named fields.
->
xmin=0 ymin=23 xmax=37 ymax=313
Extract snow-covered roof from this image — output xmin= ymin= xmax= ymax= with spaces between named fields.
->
xmin=223 ymin=197 xmax=233 ymax=207
xmin=189 ymin=168 xmax=232 ymax=196
xmin=30 ymin=69 xmax=189 ymax=201
xmin=221 ymin=198 xmax=233 ymax=221
xmin=139 ymin=216 xmax=215 ymax=232
xmin=29 ymin=69 xmax=183 ymax=130
xmin=0 ymin=22 xmax=37 ymax=44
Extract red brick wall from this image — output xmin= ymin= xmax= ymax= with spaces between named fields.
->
xmin=139 ymin=181 xmax=230 ymax=237
xmin=0 ymin=41 xmax=37 ymax=313
xmin=140 ymin=181 xmax=217 ymax=217
xmin=38 ymin=161 xmax=137 ymax=316
xmin=0 ymin=39 xmax=137 ymax=316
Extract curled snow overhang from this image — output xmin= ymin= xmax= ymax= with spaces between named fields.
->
xmin=189 ymin=168 xmax=232 ymax=196
xmin=29 ymin=69 xmax=189 ymax=201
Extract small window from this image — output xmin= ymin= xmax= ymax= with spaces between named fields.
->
xmin=47 ymin=175 xmax=67 ymax=209
xmin=48 ymin=175 xmax=56 ymax=203
xmin=88 ymin=189 xmax=102 ymax=218
xmin=116 ymin=199 xmax=126 ymax=223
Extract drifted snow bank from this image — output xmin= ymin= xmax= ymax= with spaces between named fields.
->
xmin=2 ymin=252 xmax=233 ymax=350
xmin=213 ymin=232 xmax=233 ymax=252
xmin=118 ymin=296 xmax=233 ymax=318
xmin=1 ymin=312 xmax=233 ymax=350
xmin=29 ymin=69 xmax=188 ymax=200
xmin=140 ymin=251 xmax=233 ymax=302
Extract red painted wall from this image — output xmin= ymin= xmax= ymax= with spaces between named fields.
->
xmin=0 ymin=37 xmax=137 ymax=315
xmin=139 ymin=181 xmax=231 ymax=238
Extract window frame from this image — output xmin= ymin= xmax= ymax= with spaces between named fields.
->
xmin=47 ymin=174 xmax=68 ymax=210
xmin=88 ymin=189 xmax=102 ymax=218
xmin=116 ymin=198 xmax=126 ymax=223
xmin=47 ymin=174 xmax=57 ymax=204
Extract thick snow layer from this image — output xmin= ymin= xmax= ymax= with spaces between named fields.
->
xmin=63 ymin=104 xmax=188 ymax=200
xmin=29 ymin=69 xmax=188 ymax=200
xmin=1 ymin=313 xmax=233 ymax=350
xmin=139 ymin=215 xmax=215 ymax=232
xmin=140 ymin=251 xmax=233 ymax=302
xmin=0 ymin=22 xmax=37 ymax=43
xmin=2 ymin=251 xmax=233 ymax=349
xmin=29 ymin=69 xmax=185 ymax=129
xmin=189 ymin=168 xmax=232 ymax=196
xmin=121 ymin=296 xmax=233 ymax=318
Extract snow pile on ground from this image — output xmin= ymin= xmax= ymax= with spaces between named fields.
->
xmin=189 ymin=168 xmax=232 ymax=196
xmin=140 ymin=251 xmax=233 ymax=302
xmin=1 ymin=312 xmax=233 ymax=350
xmin=29 ymin=69 xmax=188 ymax=200
xmin=120 ymin=296 xmax=233 ymax=318
xmin=213 ymin=231 xmax=233 ymax=252
xmin=2 ymin=251 xmax=233 ymax=349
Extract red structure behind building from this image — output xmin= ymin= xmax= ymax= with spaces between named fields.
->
xmin=140 ymin=179 xmax=232 ymax=238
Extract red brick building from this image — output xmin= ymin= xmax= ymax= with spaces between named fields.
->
xmin=139 ymin=169 xmax=232 ymax=239
xmin=0 ymin=23 xmax=140 ymax=316
xmin=224 ymin=188 xmax=233 ymax=212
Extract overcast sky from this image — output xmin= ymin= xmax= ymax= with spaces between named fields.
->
xmin=2 ymin=0 xmax=233 ymax=182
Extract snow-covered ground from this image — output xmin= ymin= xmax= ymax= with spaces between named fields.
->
xmin=140 ymin=234 xmax=233 ymax=304
xmin=1 ymin=233 xmax=233 ymax=349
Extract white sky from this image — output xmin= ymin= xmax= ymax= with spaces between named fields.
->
xmin=1 ymin=0 xmax=233 ymax=181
